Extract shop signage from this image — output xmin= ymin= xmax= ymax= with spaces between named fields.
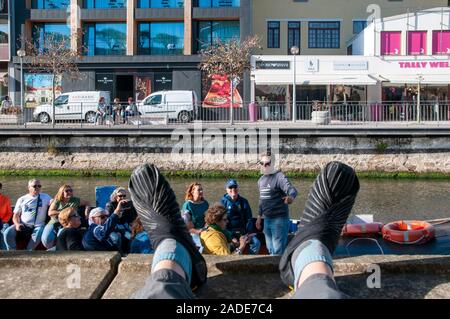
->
xmin=97 ymin=76 xmax=113 ymax=84
xmin=398 ymin=61 xmax=450 ymax=69
xmin=256 ymin=61 xmax=290 ymax=69
xmin=305 ymin=58 xmax=319 ymax=72
xmin=333 ymin=61 xmax=368 ymax=70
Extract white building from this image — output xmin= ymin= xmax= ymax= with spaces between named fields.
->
xmin=250 ymin=7 xmax=450 ymax=121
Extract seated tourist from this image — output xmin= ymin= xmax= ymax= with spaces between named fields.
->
xmin=181 ymin=182 xmax=209 ymax=235
xmin=200 ymin=203 xmax=250 ymax=256
xmin=82 ymin=207 xmax=121 ymax=251
xmin=56 ymin=207 xmax=84 ymax=251
xmin=130 ymin=217 xmax=154 ymax=254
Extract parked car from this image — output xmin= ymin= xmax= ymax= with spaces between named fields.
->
xmin=33 ymin=91 xmax=111 ymax=123
xmin=137 ymin=90 xmax=197 ymax=123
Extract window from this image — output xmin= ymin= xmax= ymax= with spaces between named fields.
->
xmin=32 ymin=23 xmax=71 ymax=52
xmin=353 ymin=20 xmax=367 ymax=34
xmin=138 ymin=22 xmax=184 ymax=55
xmin=267 ymin=21 xmax=280 ymax=49
xmin=197 ymin=21 xmax=240 ymax=51
xmin=433 ymin=30 xmax=450 ymax=54
xmin=380 ymin=31 xmax=401 ymax=55
xmin=288 ymin=21 xmax=300 ymax=54
xmin=308 ymin=21 xmax=340 ymax=48
xmin=407 ymin=31 xmax=427 ymax=55
xmin=198 ymin=0 xmax=240 ymax=7
xmin=83 ymin=0 xmax=126 ymax=8
xmin=54 ymin=95 xmax=69 ymax=105
xmin=146 ymin=94 xmax=162 ymax=105
xmin=83 ymin=23 xmax=126 ymax=56
xmin=32 ymin=0 xmax=70 ymax=9
xmin=0 ymin=20 xmax=8 ymax=44
xmin=138 ymin=0 xmax=184 ymax=7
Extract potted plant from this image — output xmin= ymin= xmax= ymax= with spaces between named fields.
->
xmin=311 ymin=100 xmax=330 ymax=125
xmin=0 ymin=106 xmax=22 ymax=124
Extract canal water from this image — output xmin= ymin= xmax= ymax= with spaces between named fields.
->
xmin=0 ymin=176 xmax=448 ymax=223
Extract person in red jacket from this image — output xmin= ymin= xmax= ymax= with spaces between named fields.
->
xmin=0 ymin=183 xmax=13 ymax=250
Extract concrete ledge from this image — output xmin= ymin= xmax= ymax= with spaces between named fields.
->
xmin=0 ymin=251 xmax=121 ymax=299
xmin=103 ymin=254 xmax=450 ymax=299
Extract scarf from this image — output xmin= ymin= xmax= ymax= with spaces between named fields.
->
xmin=208 ymin=223 xmax=233 ymax=243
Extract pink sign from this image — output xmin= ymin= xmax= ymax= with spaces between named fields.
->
xmin=407 ymin=31 xmax=427 ymax=55
xmin=381 ymin=31 xmax=401 ymax=55
xmin=398 ymin=61 xmax=450 ymax=68
xmin=432 ymin=30 xmax=450 ymax=54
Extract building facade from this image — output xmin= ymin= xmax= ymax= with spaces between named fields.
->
xmin=9 ymin=0 xmax=252 ymax=107
xmin=0 ymin=0 xmax=9 ymax=98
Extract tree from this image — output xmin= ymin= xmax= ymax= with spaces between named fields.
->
xmin=24 ymin=32 xmax=83 ymax=125
xmin=199 ymin=35 xmax=261 ymax=124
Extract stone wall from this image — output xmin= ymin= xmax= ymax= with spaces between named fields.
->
xmin=0 ymin=134 xmax=449 ymax=173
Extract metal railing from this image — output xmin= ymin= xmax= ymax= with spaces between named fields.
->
xmin=1 ymin=100 xmax=449 ymax=128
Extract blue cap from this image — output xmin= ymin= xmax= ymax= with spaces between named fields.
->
xmin=225 ymin=179 xmax=238 ymax=189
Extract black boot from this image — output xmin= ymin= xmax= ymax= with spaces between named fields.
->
xmin=279 ymin=161 xmax=360 ymax=287
xmin=129 ymin=164 xmax=207 ymax=290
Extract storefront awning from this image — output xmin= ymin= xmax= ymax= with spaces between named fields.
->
xmin=254 ymin=74 xmax=378 ymax=85
xmin=385 ymin=75 xmax=450 ymax=85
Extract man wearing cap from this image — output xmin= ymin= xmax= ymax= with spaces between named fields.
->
xmin=82 ymin=207 xmax=122 ymax=251
xmin=256 ymin=152 xmax=298 ymax=255
xmin=220 ymin=179 xmax=260 ymax=255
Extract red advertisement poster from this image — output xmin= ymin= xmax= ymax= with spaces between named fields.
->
xmin=203 ymin=74 xmax=243 ymax=108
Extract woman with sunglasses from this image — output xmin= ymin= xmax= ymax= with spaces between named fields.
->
xmin=56 ymin=207 xmax=84 ymax=251
xmin=200 ymin=203 xmax=249 ymax=256
xmin=42 ymin=184 xmax=91 ymax=249
xmin=105 ymin=187 xmax=138 ymax=253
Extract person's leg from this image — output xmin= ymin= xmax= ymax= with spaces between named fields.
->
xmin=270 ymin=216 xmax=290 ymax=255
xmin=131 ymin=238 xmax=195 ymax=299
xmin=262 ymin=217 xmax=274 ymax=255
xmin=27 ymin=226 xmax=44 ymax=250
xmin=128 ymin=164 xmax=207 ymax=298
xmin=4 ymin=225 xmax=17 ymax=250
xmin=279 ymin=161 xmax=360 ymax=299
xmin=248 ymin=235 xmax=261 ymax=255
xmin=41 ymin=224 xmax=57 ymax=249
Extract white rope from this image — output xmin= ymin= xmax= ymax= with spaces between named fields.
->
xmin=345 ymin=237 xmax=385 ymax=256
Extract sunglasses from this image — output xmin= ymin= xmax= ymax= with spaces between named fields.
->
xmin=97 ymin=215 xmax=107 ymax=220
xmin=65 ymin=189 xmax=73 ymax=193
xmin=117 ymin=194 xmax=126 ymax=198
xmin=261 ymin=162 xmax=271 ymax=167
xmin=69 ymin=214 xmax=80 ymax=219
xmin=31 ymin=185 xmax=42 ymax=189
xmin=222 ymin=218 xmax=228 ymax=222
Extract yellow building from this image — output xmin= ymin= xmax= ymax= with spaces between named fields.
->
xmin=253 ymin=0 xmax=448 ymax=55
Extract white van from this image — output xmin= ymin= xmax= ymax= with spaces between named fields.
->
xmin=137 ymin=90 xmax=197 ymax=123
xmin=33 ymin=91 xmax=111 ymax=123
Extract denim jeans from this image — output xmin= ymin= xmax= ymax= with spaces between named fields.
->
xmin=3 ymin=224 xmax=45 ymax=250
xmin=263 ymin=216 xmax=290 ymax=255
xmin=41 ymin=223 xmax=63 ymax=249
xmin=0 ymin=222 xmax=9 ymax=250
xmin=248 ymin=235 xmax=261 ymax=255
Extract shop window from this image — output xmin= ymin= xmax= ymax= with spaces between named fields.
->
xmin=407 ymin=31 xmax=427 ymax=55
xmin=287 ymin=22 xmax=301 ymax=54
xmin=380 ymin=31 xmax=401 ymax=55
xmin=432 ymin=30 xmax=450 ymax=55
xmin=308 ymin=21 xmax=340 ymax=49
xmin=267 ymin=21 xmax=280 ymax=49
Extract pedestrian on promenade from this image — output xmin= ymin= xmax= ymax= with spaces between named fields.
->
xmin=200 ymin=203 xmax=250 ymax=256
xmin=112 ymin=98 xmax=122 ymax=124
xmin=3 ymin=179 xmax=51 ymax=250
xmin=181 ymin=182 xmax=209 ymax=236
xmin=0 ymin=182 xmax=13 ymax=250
xmin=41 ymin=184 xmax=90 ymax=249
xmin=82 ymin=207 xmax=121 ymax=252
xmin=125 ymin=97 xmax=138 ymax=124
xmin=94 ymin=96 xmax=108 ymax=125
xmin=56 ymin=207 xmax=84 ymax=251
xmin=129 ymin=161 xmax=357 ymax=299
xmin=256 ymin=151 xmax=298 ymax=255
xmin=0 ymin=96 xmax=12 ymax=114
xmin=220 ymin=179 xmax=260 ymax=254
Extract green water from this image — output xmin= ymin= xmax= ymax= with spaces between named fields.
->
xmin=1 ymin=176 xmax=449 ymax=223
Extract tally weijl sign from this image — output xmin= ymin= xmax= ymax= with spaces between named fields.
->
xmin=398 ymin=61 xmax=450 ymax=69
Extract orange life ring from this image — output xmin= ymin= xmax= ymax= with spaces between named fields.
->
xmin=382 ymin=220 xmax=435 ymax=245
xmin=342 ymin=222 xmax=383 ymax=237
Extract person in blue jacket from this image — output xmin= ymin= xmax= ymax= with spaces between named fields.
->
xmin=82 ymin=207 xmax=121 ymax=251
xmin=130 ymin=217 xmax=154 ymax=254
xmin=220 ymin=179 xmax=260 ymax=255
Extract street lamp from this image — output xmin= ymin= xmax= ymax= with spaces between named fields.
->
xmin=17 ymin=49 xmax=26 ymax=112
xmin=290 ymin=46 xmax=300 ymax=123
